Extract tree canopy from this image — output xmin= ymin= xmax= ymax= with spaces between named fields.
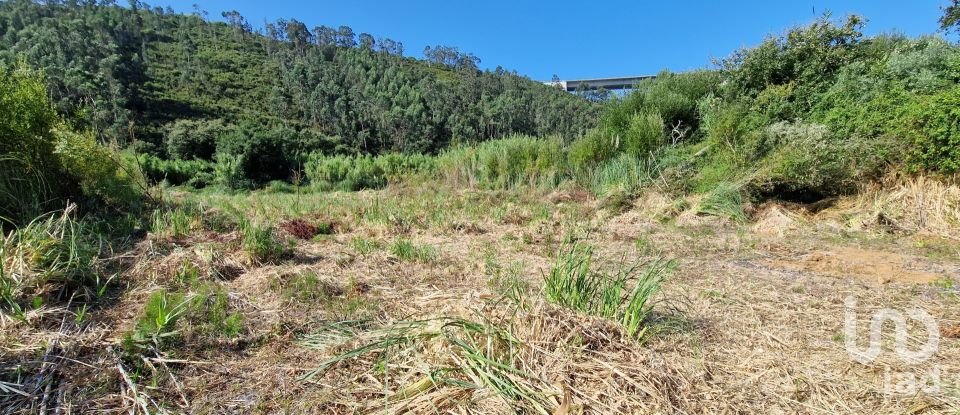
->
xmin=0 ymin=0 xmax=598 ymax=157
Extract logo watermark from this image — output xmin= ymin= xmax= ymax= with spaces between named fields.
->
xmin=843 ymin=296 xmax=944 ymax=397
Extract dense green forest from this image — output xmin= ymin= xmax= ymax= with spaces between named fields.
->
xmin=279 ymin=15 xmax=960 ymax=205
xmin=0 ymin=0 xmax=596 ymax=158
xmin=3 ymin=0 xmax=960 ymax=208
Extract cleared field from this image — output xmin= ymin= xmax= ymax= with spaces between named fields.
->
xmin=3 ymin=183 xmax=958 ymax=414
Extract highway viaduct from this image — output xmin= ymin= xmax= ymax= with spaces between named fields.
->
xmin=544 ymin=75 xmax=656 ymax=92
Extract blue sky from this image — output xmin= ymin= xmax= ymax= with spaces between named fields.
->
xmin=160 ymin=0 xmax=948 ymax=81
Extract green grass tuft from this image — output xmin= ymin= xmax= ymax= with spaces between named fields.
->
xmin=544 ymin=242 xmax=674 ymax=338
xmin=390 ymin=239 xmax=438 ymax=263
xmin=697 ymin=182 xmax=747 ymax=222
xmin=239 ymin=219 xmax=290 ymax=264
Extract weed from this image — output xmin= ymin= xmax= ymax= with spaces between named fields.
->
xmin=74 ymin=304 xmax=89 ymax=325
xmin=124 ymin=290 xmax=193 ymax=352
xmin=698 ymin=182 xmax=747 ymax=222
xmin=174 ymin=261 xmax=201 ymax=288
xmin=390 ymin=239 xmax=438 ymax=263
xmin=150 ymin=204 xmax=202 ymax=239
xmin=621 ymin=260 xmax=673 ymax=338
xmin=272 ymin=271 xmax=335 ymax=303
xmin=1 ymin=207 xmax=97 ymax=313
xmin=239 ymin=219 xmax=289 ymax=264
xmin=192 ymin=284 xmax=244 ymax=338
xmin=544 ymin=242 xmax=674 ymax=338
xmin=124 ymin=282 xmax=245 ymax=354
xmin=635 ymin=235 xmax=655 ymax=255
xmin=486 ymin=259 xmax=529 ymax=302
xmin=350 ymin=236 xmax=382 ymax=256
xmin=301 ymin=317 xmax=553 ymax=413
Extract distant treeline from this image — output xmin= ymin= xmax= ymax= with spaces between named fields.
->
xmin=0 ymin=0 xmax=597 ymax=160
xmin=5 ymin=2 xmax=959 ymax=206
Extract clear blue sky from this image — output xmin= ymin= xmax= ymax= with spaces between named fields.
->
xmin=160 ymin=0 xmax=948 ymax=81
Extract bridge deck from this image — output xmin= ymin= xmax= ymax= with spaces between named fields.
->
xmin=545 ymin=75 xmax=656 ymax=91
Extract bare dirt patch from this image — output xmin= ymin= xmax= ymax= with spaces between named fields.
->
xmin=768 ymin=245 xmax=946 ymax=284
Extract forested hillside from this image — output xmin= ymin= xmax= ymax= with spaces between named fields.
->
xmin=0 ymin=0 xmax=596 ymax=156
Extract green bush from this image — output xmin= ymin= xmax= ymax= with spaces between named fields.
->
xmin=1 ymin=209 xmax=98 ymax=314
xmin=0 ymin=64 xmax=143 ymax=224
xmin=214 ymin=153 xmax=251 ymax=190
xmin=699 ymin=100 xmax=760 ymax=160
xmin=138 ymin=153 xmax=216 ymax=187
xmin=567 ymin=130 xmax=618 ymax=174
xmin=624 ymin=112 xmax=665 ymax=156
xmin=623 ymin=70 xmax=722 ymax=133
xmin=215 ymin=124 xmax=300 ymax=188
xmin=908 ymin=85 xmax=960 ymax=173
xmin=165 ymin=118 xmax=231 ymax=161
xmin=0 ymin=64 xmax=63 ymax=223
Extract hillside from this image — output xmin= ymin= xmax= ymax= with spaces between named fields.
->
xmin=2 ymin=4 xmax=960 ymax=414
xmin=0 ymin=0 xmax=597 ymax=155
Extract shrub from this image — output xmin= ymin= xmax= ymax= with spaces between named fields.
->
xmin=0 ymin=64 xmax=143 ymax=223
xmin=165 ymin=118 xmax=230 ymax=161
xmin=886 ymin=36 xmax=960 ymax=94
xmin=214 ymin=153 xmax=251 ymax=190
xmin=137 ymin=153 xmax=216 ymax=187
xmin=54 ymin=128 xmax=145 ymax=207
xmin=624 ymin=70 xmax=722 ymax=133
xmin=567 ymin=130 xmax=618 ymax=174
xmin=623 ymin=112 xmax=665 ymax=156
xmin=699 ymin=99 xmax=759 ymax=159
xmin=215 ymin=124 xmax=298 ymax=187
xmin=721 ymin=15 xmax=865 ymax=101
xmin=908 ymin=85 xmax=960 ymax=173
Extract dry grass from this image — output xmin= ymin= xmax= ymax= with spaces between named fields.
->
xmin=826 ymin=175 xmax=960 ymax=240
xmin=2 ymin=182 xmax=959 ymax=414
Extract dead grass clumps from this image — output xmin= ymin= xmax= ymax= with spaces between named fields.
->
xmin=828 ymin=175 xmax=960 ymax=239
xmin=298 ymin=299 xmax=691 ymax=414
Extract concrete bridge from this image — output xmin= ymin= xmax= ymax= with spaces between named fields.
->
xmin=545 ymin=75 xmax=656 ymax=92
